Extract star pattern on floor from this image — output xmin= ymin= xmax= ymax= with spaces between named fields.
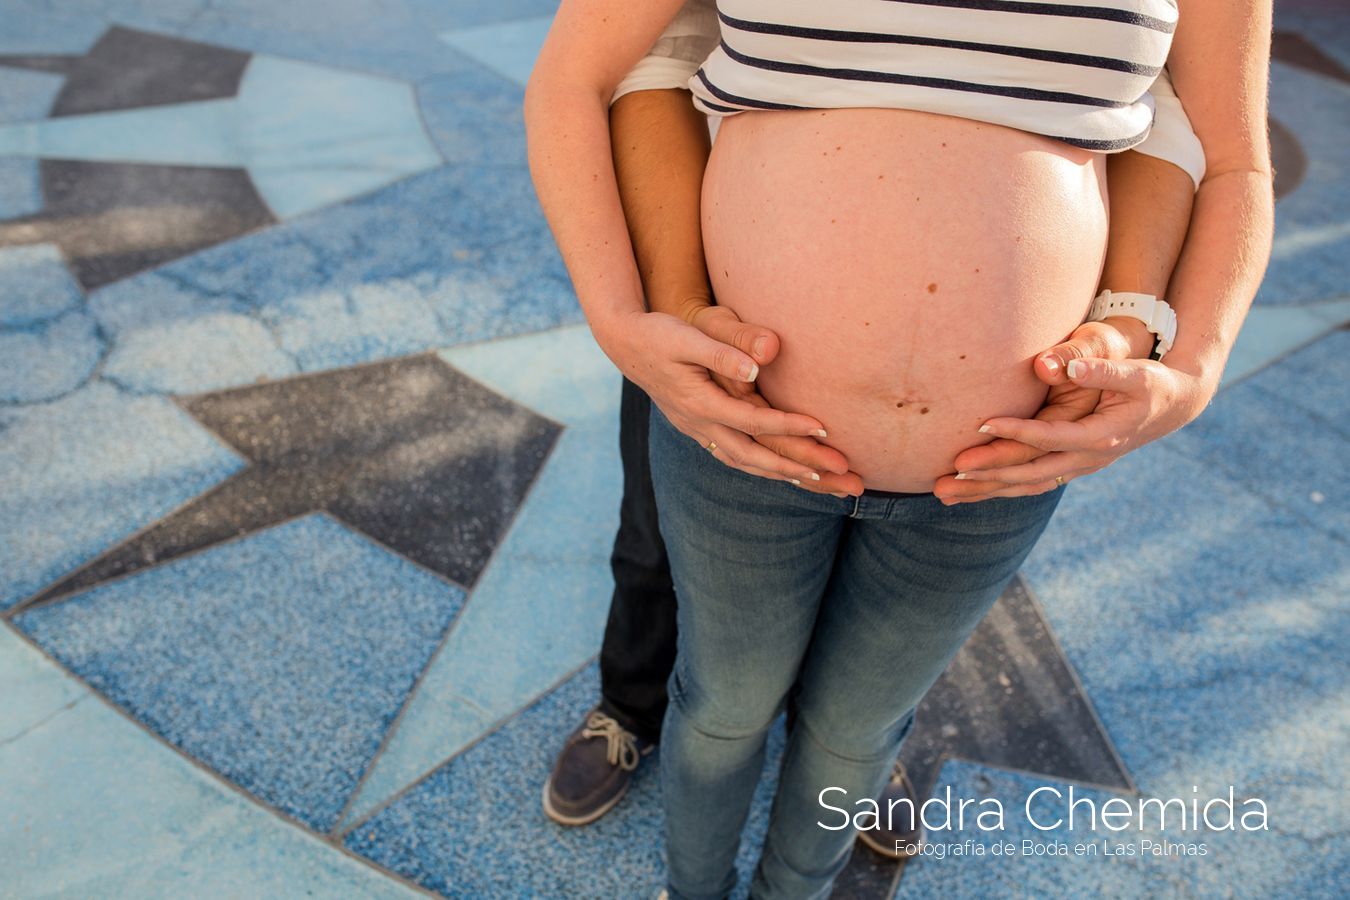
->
xmin=12 ymin=354 xmax=561 ymax=613
xmin=1 ymin=4 xmax=1348 ymax=898
xmin=0 ymin=26 xmax=441 ymax=288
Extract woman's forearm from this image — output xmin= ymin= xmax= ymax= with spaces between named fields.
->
xmin=524 ymin=79 xmax=649 ymax=347
xmin=1162 ymin=0 xmax=1275 ymax=400
xmin=521 ymin=0 xmax=688 ymax=351
xmin=1158 ymin=168 xmax=1274 ymax=393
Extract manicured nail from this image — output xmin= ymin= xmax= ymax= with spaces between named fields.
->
xmin=1040 ymin=355 xmax=1061 ymax=375
xmin=814 ymin=429 xmax=828 ymax=438
xmin=955 ymin=473 xmax=971 ymax=480
xmin=790 ymin=479 xmax=802 ymax=486
xmin=752 ymin=336 xmax=769 ymax=359
xmin=830 ymin=492 xmax=848 ymax=498
xmin=740 ymin=361 xmax=759 ymax=382
xmin=1067 ymin=359 xmax=1086 ymax=379
xmin=978 ymin=425 xmax=994 ymax=435
xmin=806 ymin=472 xmax=821 ymax=482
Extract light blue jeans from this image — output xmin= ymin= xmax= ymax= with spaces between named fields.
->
xmin=648 ymin=406 xmax=1064 ymax=899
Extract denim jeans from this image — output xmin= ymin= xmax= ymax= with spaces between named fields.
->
xmin=648 ymin=405 xmax=1064 ymax=899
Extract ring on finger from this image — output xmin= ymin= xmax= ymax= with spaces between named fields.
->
xmin=1054 ymin=474 xmax=1066 ymax=487
xmin=705 ymin=439 xmax=718 ymax=453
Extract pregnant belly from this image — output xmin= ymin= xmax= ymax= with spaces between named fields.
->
xmin=702 ymin=108 xmax=1110 ymax=492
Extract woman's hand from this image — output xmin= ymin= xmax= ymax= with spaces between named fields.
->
xmin=688 ymin=304 xmax=866 ymax=497
xmin=594 ymin=308 xmax=860 ymax=490
xmin=933 ymin=318 xmax=1212 ymax=503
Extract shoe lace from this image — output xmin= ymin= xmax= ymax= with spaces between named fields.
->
xmin=582 ymin=712 xmax=641 ymax=771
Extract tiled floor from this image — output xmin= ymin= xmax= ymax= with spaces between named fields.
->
xmin=1 ymin=2 xmax=1347 ymax=898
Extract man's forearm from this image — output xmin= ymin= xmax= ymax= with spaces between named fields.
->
xmin=610 ymin=88 xmax=714 ymax=323
xmin=1099 ymin=149 xmax=1197 ymax=358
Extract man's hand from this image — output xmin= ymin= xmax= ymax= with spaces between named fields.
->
xmin=933 ymin=318 xmax=1210 ymax=504
xmin=594 ymin=308 xmax=860 ymax=490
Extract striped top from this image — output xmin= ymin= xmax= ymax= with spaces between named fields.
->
xmin=688 ymin=0 xmax=1179 ymax=151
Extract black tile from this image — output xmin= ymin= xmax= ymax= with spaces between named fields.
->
xmin=0 ymin=160 xmax=275 ymax=289
xmin=52 ymin=26 xmax=250 ymax=116
xmin=837 ymin=575 xmax=1132 ymax=895
xmin=20 ymin=355 xmax=562 ymax=608
xmin=0 ymin=27 xmax=264 ymax=288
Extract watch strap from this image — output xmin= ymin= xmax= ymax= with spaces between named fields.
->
xmin=1087 ymin=290 xmax=1177 ymax=360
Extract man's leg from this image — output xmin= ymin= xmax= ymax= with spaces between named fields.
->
xmin=543 ymin=377 xmax=679 ymax=826
xmin=598 ymin=376 xmax=679 ymax=742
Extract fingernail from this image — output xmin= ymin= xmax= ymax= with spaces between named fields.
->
xmin=978 ymin=425 xmax=994 ymax=435
xmin=740 ymin=361 xmax=759 ymax=382
xmin=807 ymin=472 xmax=821 ymax=481
xmin=790 ymin=478 xmax=801 ymax=486
xmin=954 ymin=473 xmax=971 ymax=480
xmin=830 ymin=492 xmax=848 ymax=498
xmin=752 ymin=336 xmax=769 ymax=359
xmin=814 ymin=429 xmax=828 ymax=438
xmin=1067 ymin=359 xmax=1086 ymax=379
xmin=1040 ymin=355 xmax=1060 ymax=375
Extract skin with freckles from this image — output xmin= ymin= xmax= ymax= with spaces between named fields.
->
xmin=702 ymin=107 xmax=1110 ymax=492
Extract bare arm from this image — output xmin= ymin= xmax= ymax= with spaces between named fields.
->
xmin=942 ymin=0 xmax=1274 ymax=496
xmin=524 ymin=0 xmax=830 ymax=479
xmin=1158 ymin=0 xmax=1275 ymax=393
xmin=1096 ymin=148 xmax=1197 ymax=357
xmin=608 ymin=89 xmax=713 ymax=323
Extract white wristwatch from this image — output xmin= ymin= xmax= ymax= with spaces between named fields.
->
xmin=1086 ymin=290 xmax=1177 ymax=361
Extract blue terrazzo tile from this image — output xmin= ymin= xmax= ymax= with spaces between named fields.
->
xmin=261 ymin=279 xmax=445 ymax=373
xmin=410 ymin=0 xmax=560 ymax=31
xmin=897 ymin=761 xmax=1343 ymax=899
xmin=0 ymin=642 xmax=418 ymax=899
xmin=1279 ymin=8 xmax=1350 ymax=71
xmin=180 ymin=1 xmax=478 ymax=81
xmin=15 ymin=514 xmax=468 ymax=833
xmin=30 ymin=0 xmax=208 ymax=33
xmin=88 ymin=268 xmax=249 ymax=331
xmin=0 ymin=244 xmax=83 ymax=327
xmin=0 ymin=309 xmax=104 ymax=403
xmin=0 ymin=624 xmax=87 ymax=743
xmin=0 ymin=54 xmax=442 ymax=221
xmin=1220 ymin=301 xmax=1350 ymax=388
xmin=437 ymin=16 xmax=552 ymax=88
xmin=89 ymin=270 xmax=272 ymax=386
xmin=1004 ymin=340 xmax=1350 ymax=896
xmin=415 ymin=66 xmax=526 ymax=167
xmin=0 ymin=5 xmax=107 ymax=54
xmin=1258 ymin=60 xmax=1350 ymax=306
xmin=0 ymin=381 xmax=241 ymax=609
xmin=346 ymin=664 xmax=789 ymax=899
xmin=1167 ymin=330 xmax=1350 ymax=539
xmin=0 ymin=65 xmax=62 ymax=123
xmin=344 ymin=327 xmax=619 ymax=825
xmin=101 ymin=309 xmax=298 ymax=394
xmin=155 ymin=163 xmax=577 ymax=368
xmin=0 ymin=157 xmax=41 ymax=219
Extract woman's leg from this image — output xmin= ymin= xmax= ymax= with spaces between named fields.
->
xmin=751 ymin=489 xmax=1065 ymax=898
xmin=647 ymin=405 xmax=845 ymax=900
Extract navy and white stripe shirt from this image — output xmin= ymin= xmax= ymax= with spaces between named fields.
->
xmin=687 ymin=0 xmax=1179 ymax=152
